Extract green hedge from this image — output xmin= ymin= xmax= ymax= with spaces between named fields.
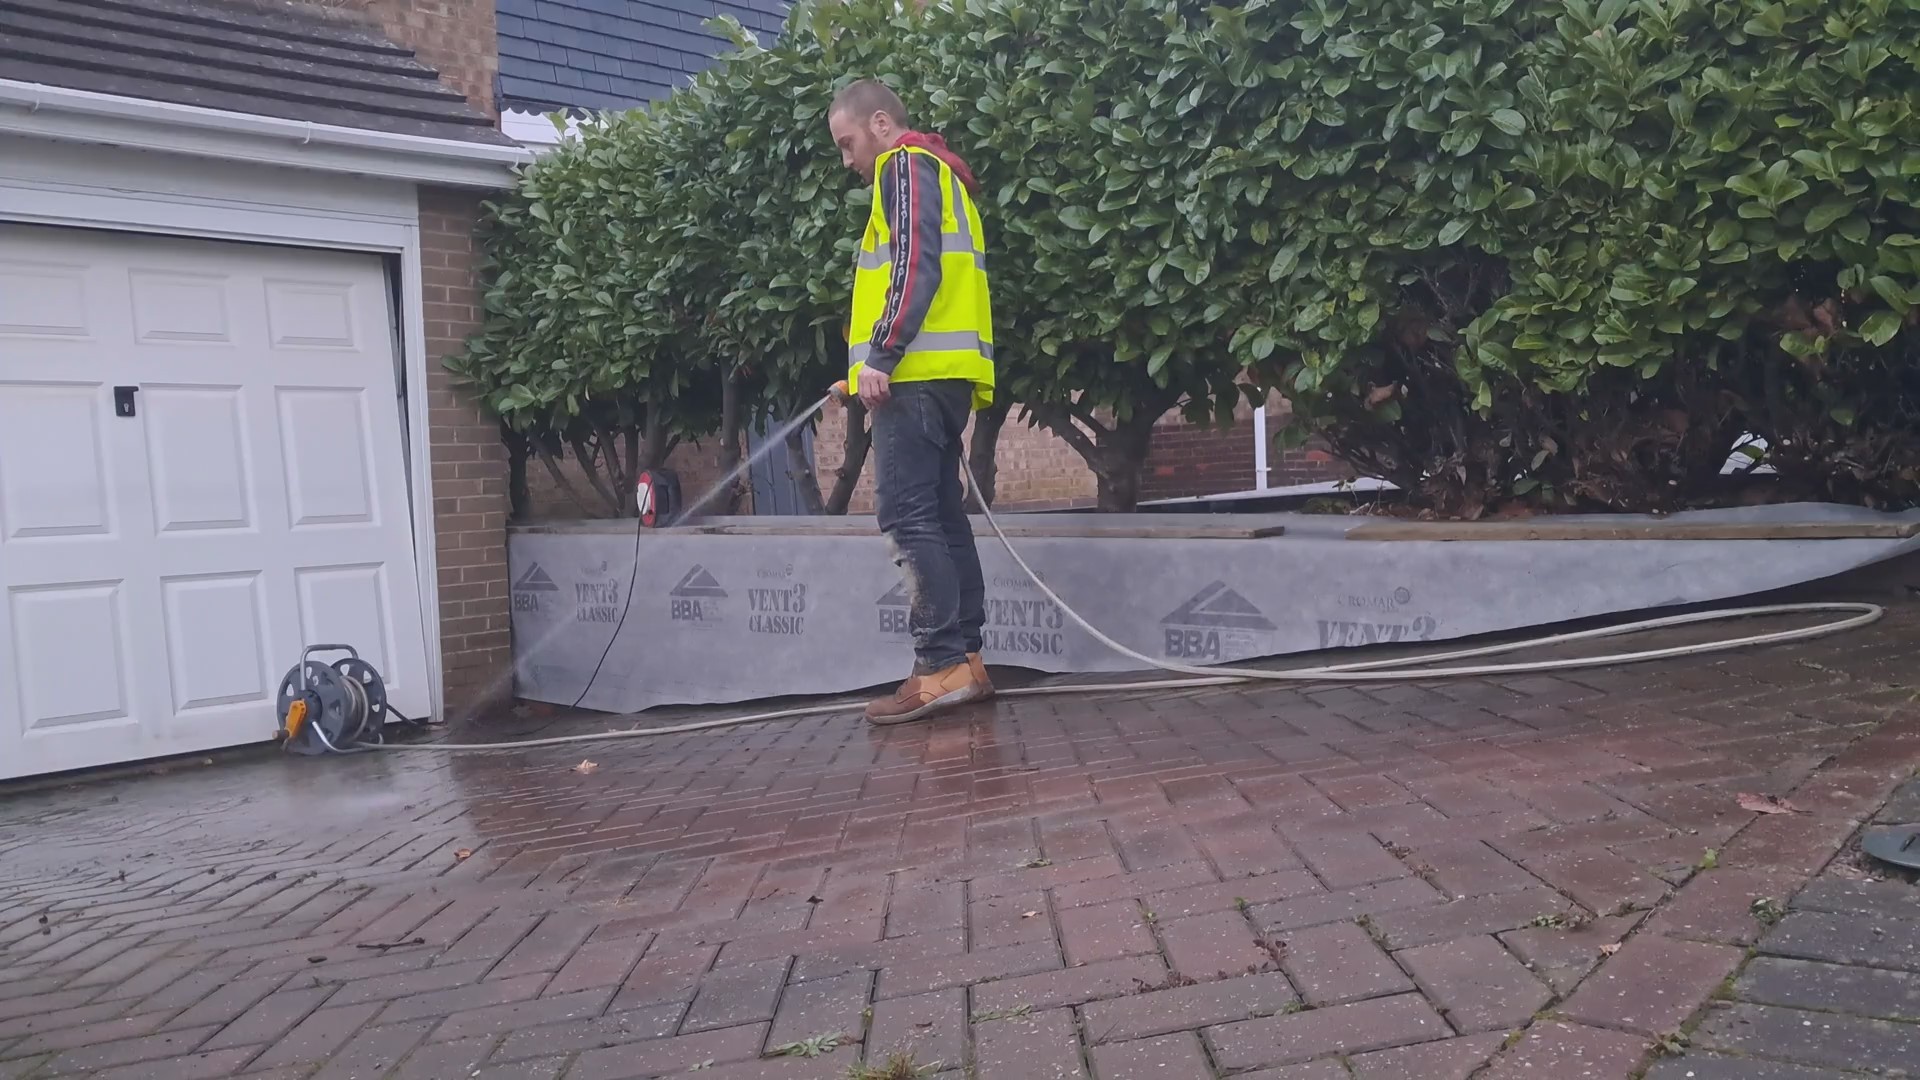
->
xmin=453 ymin=0 xmax=1920 ymax=515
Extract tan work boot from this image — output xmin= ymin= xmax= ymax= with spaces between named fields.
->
xmin=968 ymin=653 xmax=996 ymax=701
xmin=865 ymin=660 xmax=992 ymax=725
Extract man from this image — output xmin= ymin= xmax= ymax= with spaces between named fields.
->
xmin=828 ymin=79 xmax=997 ymax=725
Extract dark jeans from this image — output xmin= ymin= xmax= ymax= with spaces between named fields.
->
xmin=872 ymin=379 xmax=986 ymax=674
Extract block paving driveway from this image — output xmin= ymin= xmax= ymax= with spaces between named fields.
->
xmin=4 ymin=608 xmax=1920 ymax=1078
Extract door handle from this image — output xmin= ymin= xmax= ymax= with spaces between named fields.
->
xmin=113 ymin=386 xmax=138 ymax=418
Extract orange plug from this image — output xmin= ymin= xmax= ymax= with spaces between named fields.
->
xmin=829 ymin=380 xmax=851 ymax=403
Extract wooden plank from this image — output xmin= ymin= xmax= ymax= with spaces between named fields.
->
xmin=1342 ymin=519 xmax=1920 ymax=542
xmin=668 ymin=520 xmax=1287 ymax=540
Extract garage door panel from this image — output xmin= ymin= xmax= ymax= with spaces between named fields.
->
xmin=160 ymin=571 xmax=273 ymax=714
xmin=128 ymin=270 xmax=234 ymax=346
xmin=9 ymin=579 xmax=135 ymax=730
xmin=265 ymin=278 xmax=362 ymax=351
xmin=0 ymin=382 xmax=116 ymax=541
xmin=277 ymin=386 xmax=380 ymax=528
xmin=142 ymin=384 xmax=256 ymax=534
xmin=295 ymin=563 xmax=397 ymax=684
xmin=0 ymin=259 xmax=91 ymax=339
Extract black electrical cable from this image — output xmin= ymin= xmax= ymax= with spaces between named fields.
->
xmin=569 ymin=501 xmax=648 ymax=711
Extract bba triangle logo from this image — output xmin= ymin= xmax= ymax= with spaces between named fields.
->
xmin=875 ymin=580 xmax=911 ymax=635
xmin=1162 ymin=581 xmax=1275 ymax=660
xmin=669 ymin=565 xmax=726 ymax=624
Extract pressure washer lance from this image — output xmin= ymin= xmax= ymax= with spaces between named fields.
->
xmin=353 ymin=379 xmax=1884 ymax=754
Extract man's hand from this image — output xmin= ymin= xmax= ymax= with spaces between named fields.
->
xmin=857 ymin=366 xmax=892 ymax=409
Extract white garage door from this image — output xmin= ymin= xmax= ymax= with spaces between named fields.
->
xmin=0 ymin=224 xmax=431 ymax=780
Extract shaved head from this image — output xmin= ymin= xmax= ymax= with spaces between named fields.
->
xmin=828 ymin=80 xmax=910 ymax=181
xmin=831 ymin=80 xmax=909 ymax=127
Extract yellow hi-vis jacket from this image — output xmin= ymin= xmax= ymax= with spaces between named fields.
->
xmin=848 ymin=144 xmax=995 ymax=411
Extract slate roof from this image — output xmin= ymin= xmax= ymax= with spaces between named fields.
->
xmin=0 ymin=0 xmax=514 ymax=144
xmin=497 ymin=0 xmax=791 ymax=114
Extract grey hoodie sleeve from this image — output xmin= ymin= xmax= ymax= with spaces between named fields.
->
xmin=864 ymin=151 xmax=946 ymax=376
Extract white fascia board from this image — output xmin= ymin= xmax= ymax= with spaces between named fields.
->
xmin=0 ymin=80 xmax=531 ymax=189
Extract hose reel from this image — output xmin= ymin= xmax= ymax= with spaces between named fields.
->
xmin=276 ymin=644 xmax=396 ymax=754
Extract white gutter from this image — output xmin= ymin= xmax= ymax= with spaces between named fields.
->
xmin=0 ymin=80 xmax=531 ymax=189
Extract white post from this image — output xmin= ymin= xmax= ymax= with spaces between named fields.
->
xmin=1252 ymin=394 xmax=1270 ymax=491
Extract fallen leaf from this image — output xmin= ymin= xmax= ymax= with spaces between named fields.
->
xmin=574 ymin=759 xmax=599 ymax=775
xmin=1600 ymin=943 xmax=1622 ymax=956
xmin=454 ymin=849 xmax=473 ymax=861
xmin=1737 ymin=793 xmax=1803 ymax=815
xmin=1365 ymin=383 xmax=1399 ymax=408
xmin=1021 ymin=911 xmax=1041 ymax=919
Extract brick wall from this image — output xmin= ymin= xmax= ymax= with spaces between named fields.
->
xmin=419 ymin=190 xmax=513 ymax=717
xmin=348 ymin=0 xmax=499 ymax=117
xmin=1140 ymin=392 xmax=1351 ymax=502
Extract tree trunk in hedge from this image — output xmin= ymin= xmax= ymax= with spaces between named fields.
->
xmin=718 ymin=371 xmax=743 ymax=513
xmin=826 ymin=400 xmax=870 ymax=515
xmin=502 ymin=422 xmax=531 ymax=522
xmin=786 ymin=425 xmax=826 ymax=514
xmin=1034 ymin=398 xmax=1167 ymax=512
xmin=966 ymin=397 xmax=1012 ymax=510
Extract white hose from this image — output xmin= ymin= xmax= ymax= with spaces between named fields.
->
xmin=374 ymin=453 xmax=1884 ymax=753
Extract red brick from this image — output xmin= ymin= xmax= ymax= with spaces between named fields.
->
xmin=1080 ymin=971 xmax=1297 ymax=1044
xmin=1396 ymin=937 xmax=1551 ymax=1032
xmin=430 ymin=987 xmax=616 ymax=1043
xmin=1404 ymin=841 xmax=1539 ymax=899
xmin=1088 ymin=1031 xmax=1211 ymax=1080
xmin=1643 ymin=868 xmax=1803 ymax=946
xmin=1292 ymin=832 xmax=1409 ymax=889
xmin=1058 ymin=900 xmax=1155 ymax=966
xmin=567 ymin=1022 xmax=769 ymax=1080
xmin=875 ymin=942 xmax=1060 ymax=1000
xmin=491 ymin=1001 xmax=684 ymax=1061
xmin=1197 ymin=828 xmax=1303 ymax=878
xmin=1051 ymin=862 xmax=1218 ymax=909
xmin=1144 ymin=870 xmax=1322 ymax=921
xmin=546 ymin=935 xmax=649 ymax=995
xmin=1369 ymin=887 xmax=1567 ymax=950
xmin=1719 ymin=813 xmax=1861 ymax=875
xmin=886 ymin=883 xmax=965 ymax=937
xmin=311 ymin=1019 xmax=433 ymax=1080
xmin=971 ymin=956 xmax=1167 ymax=1015
xmin=1251 ymin=878 xmax=1443 ymax=934
xmin=1521 ymin=848 xmax=1670 ymax=916
xmin=1348 ymin=1032 xmax=1506 ymax=1080
xmin=88 ymin=1046 xmax=260 ymax=1080
xmin=330 ymin=960 xmax=492 ymax=1007
xmin=1480 ymin=1021 xmax=1650 ymax=1079
xmin=8 ymin=1011 xmax=171 ymax=1057
xmin=1559 ymin=934 xmax=1744 ymax=1037
xmin=249 ymin=1002 xmax=382 ymax=1070
xmin=867 ymin=988 xmax=964 ymax=1069
xmin=1159 ymin=910 xmax=1274 ymax=982
xmin=377 ymin=973 xmax=546 ymax=1024
xmin=1206 ymin=993 xmax=1448 ymax=1071
xmin=970 ymin=891 xmax=1056 ymax=951
xmin=789 ymin=930 xmax=966 ymax=985
xmin=974 ymin=1007 xmax=1087 ymax=1080
xmin=767 ymin=971 xmax=870 ymax=1046
xmin=1279 ymin=921 xmax=1414 ymax=1007
xmin=1498 ymin=913 xmax=1644 ymax=996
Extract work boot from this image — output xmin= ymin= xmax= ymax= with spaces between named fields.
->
xmin=968 ymin=653 xmax=996 ymax=701
xmin=865 ymin=660 xmax=991 ymax=725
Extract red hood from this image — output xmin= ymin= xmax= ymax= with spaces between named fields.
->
xmin=894 ymin=132 xmax=980 ymax=195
